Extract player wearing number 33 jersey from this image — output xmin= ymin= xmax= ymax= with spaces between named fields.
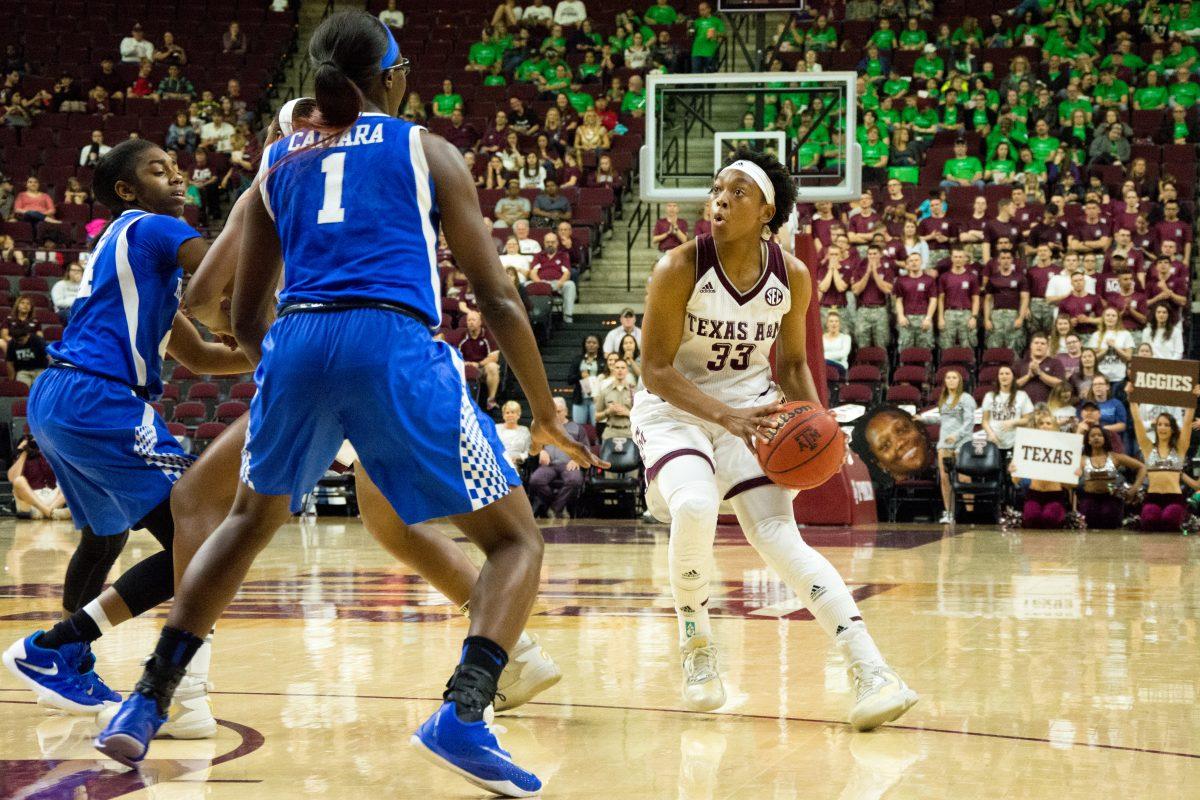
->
xmin=631 ymin=233 xmax=791 ymax=502
xmin=631 ymin=151 xmax=916 ymax=730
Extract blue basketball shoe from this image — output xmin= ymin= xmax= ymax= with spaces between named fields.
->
xmin=411 ymin=701 xmax=542 ymax=797
xmin=94 ymin=693 xmax=167 ymax=767
xmin=77 ymin=645 xmax=123 ymax=706
xmin=2 ymin=632 xmax=117 ymax=714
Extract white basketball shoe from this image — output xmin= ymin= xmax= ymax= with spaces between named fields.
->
xmin=97 ymin=674 xmax=217 ymax=739
xmin=680 ymin=637 xmax=726 ymax=712
xmin=494 ymin=633 xmax=562 ymax=713
xmin=844 ymin=659 xmax=919 ymax=732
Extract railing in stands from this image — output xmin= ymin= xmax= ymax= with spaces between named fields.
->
xmin=625 ymin=200 xmax=656 ymax=292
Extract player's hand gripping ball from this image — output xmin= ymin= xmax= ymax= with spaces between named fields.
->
xmin=755 ymin=401 xmax=846 ymax=490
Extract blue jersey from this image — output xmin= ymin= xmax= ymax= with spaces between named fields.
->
xmin=51 ymin=210 xmax=198 ymax=399
xmin=260 ymin=113 xmax=442 ymax=326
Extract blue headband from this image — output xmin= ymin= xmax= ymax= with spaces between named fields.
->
xmin=379 ymin=20 xmax=400 ymax=70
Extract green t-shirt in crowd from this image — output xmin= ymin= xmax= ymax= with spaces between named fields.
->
xmin=1169 ymin=80 xmax=1200 ymax=107
xmin=899 ymin=29 xmax=927 ymax=48
xmin=1028 ymin=135 xmax=1061 ymax=162
xmin=541 ymin=35 xmax=566 ymax=53
xmin=1163 ymin=46 xmax=1198 ymax=70
xmin=1135 ymin=85 xmax=1169 ymax=109
xmin=578 ymin=62 xmax=602 ymax=80
xmin=567 ymin=90 xmax=595 ymax=113
xmin=807 ymin=26 xmax=837 ymax=49
xmin=796 ymin=140 xmax=823 ymax=168
xmin=1057 ymin=98 xmax=1093 ymax=122
xmin=621 ymin=90 xmax=646 ymax=114
xmin=1094 ymin=79 xmax=1129 ymax=105
xmin=515 ymin=59 xmax=544 ymax=82
xmin=943 ymin=156 xmax=982 ymax=181
xmin=691 ymin=15 xmax=726 ymax=57
xmin=862 ymin=140 xmax=889 ymax=165
xmin=432 ymin=93 xmax=463 ymax=116
xmin=883 ymin=77 xmax=909 ymax=98
xmin=913 ymin=55 xmax=944 ymax=79
xmin=483 ymin=74 xmax=507 ymax=87
xmin=986 ymin=158 xmax=1016 ymax=179
xmin=644 ymin=4 xmax=678 ymax=24
xmin=469 ymin=42 xmax=501 ymax=67
xmin=870 ymin=30 xmax=897 ymax=50
xmin=909 ymin=108 xmax=939 ymax=132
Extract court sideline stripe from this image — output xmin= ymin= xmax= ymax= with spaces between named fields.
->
xmin=202 ymin=689 xmax=1200 ymax=761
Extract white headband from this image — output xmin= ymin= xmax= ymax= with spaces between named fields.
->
xmin=719 ymin=160 xmax=776 ymax=206
xmin=277 ymin=97 xmax=311 ymax=136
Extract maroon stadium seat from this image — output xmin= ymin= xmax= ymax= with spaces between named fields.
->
xmin=230 ymin=382 xmax=257 ymax=401
xmin=215 ymin=401 xmax=248 ymax=423
xmin=886 ymin=384 xmax=923 ymax=405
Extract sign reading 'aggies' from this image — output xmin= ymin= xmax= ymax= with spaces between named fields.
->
xmin=1130 ymin=356 xmax=1200 ymax=408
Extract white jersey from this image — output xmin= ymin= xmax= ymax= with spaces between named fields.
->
xmin=632 ymin=234 xmax=793 ymax=502
xmin=640 ymin=234 xmax=791 ymax=411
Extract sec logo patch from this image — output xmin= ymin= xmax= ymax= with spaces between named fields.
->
xmin=765 ymin=287 xmax=784 ymax=306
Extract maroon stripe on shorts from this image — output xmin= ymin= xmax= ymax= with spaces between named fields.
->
xmin=723 ymin=475 xmax=774 ymax=500
xmin=646 ymin=449 xmax=715 ymax=483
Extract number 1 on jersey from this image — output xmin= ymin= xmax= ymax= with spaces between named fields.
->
xmin=318 ymin=152 xmax=346 ymax=224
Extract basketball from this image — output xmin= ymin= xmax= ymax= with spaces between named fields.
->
xmin=756 ymin=402 xmax=846 ymax=490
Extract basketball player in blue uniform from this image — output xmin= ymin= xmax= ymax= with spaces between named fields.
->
xmin=1 ymin=140 xmax=250 ymax=714
xmin=97 ymin=13 xmax=602 ymax=797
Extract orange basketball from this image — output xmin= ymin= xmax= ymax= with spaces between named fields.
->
xmin=755 ymin=401 xmax=846 ymax=490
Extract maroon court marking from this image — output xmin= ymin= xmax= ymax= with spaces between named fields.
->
xmin=0 ymin=699 xmax=265 ymax=800
xmin=204 ymin=689 xmax=1200 ymax=763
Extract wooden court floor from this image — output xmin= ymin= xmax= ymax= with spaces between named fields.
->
xmin=1 ymin=516 xmax=1198 ymax=799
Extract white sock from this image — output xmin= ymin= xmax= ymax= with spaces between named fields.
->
xmin=185 ymin=630 xmax=215 ymax=685
xmin=657 ymin=460 xmax=721 ymax=647
xmin=836 ymin=621 xmax=885 ymax=667
xmin=82 ymin=598 xmax=114 ymax=636
xmin=731 ymin=490 xmax=877 ymax=650
xmin=515 ymin=630 xmax=534 ymax=650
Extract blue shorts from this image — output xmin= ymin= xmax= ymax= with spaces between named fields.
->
xmin=242 ymin=307 xmax=520 ymax=522
xmin=28 ymin=367 xmax=195 ymax=536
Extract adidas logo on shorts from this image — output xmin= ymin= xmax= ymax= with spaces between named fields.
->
xmin=699 ymin=282 xmax=716 ymax=294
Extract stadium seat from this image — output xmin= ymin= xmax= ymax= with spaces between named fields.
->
xmin=216 ymin=401 xmax=248 ymax=423
xmin=886 ymin=384 xmax=922 ymax=405
xmin=0 ymin=380 xmax=30 ymax=397
xmin=192 ymin=422 xmax=227 ymax=454
xmin=230 ymin=382 xmax=257 ymax=401
xmin=891 ymin=365 xmax=928 ymax=388
xmin=838 ymin=384 xmax=873 ymax=405
xmin=940 ymin=348 xmax=975 ymax=368
xmin=852 ymin=346 xmax=887 ymax=370
xmin=981 ymin=348 xmax=1015 ymax=367
xmin=172 ymin=401 xmax=207 ymax=431
xmin=166 ymin=422 xmax=188 ymax=439
xmin=898 ymin=348 xmax=934 ymax=367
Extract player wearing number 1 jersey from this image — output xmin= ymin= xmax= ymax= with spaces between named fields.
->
xmin=633 ymin=149 xmax=917 ymax=730
xmin=96 ymin=12 xmax=602 ymax=797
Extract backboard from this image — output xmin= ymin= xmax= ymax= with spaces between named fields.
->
xmin=639 ymin=71 xmax=860 ymax=204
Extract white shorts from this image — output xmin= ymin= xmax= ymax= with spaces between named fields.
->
xmin=632 ymin=392 xmax=792 ymax=519
xmin=15 ymin=487 xmax=59 ymax=513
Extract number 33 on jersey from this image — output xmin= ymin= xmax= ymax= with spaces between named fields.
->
xmin=674 ymin=234 xmax=790 ymax=406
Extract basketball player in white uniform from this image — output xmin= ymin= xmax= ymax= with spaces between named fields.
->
xmin=633 ymin=151 xmax=917 ymax=730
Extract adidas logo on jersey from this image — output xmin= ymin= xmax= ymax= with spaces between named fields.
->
xmin=699 ymin=282 xmax=716 ymax=294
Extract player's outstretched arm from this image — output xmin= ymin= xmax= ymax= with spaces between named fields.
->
xmin=231 ymin=188 xmax=283 ymax=366
xmin=641 ymin=245 xmax=781 ymax=449
xmin=166 ymin=311 xmax=251 ymax=375
xmin=184 ymin=182 xmax=256 ymax=333
xmin=423 ymin=131 xmax=606 ymax=469
xmin=776 ymin=253 xmax=821 ymax=405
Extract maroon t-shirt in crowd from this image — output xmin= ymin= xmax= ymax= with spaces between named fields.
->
xmin=478 ymin=126 xmax=510 ymax=152
xmin=894 ymin=273 xmax=938 ymax=315
xmin=1017 ymin=355 xmax=1065 ymax=404
xmin=985 ymin=219 xmax=1022 ymax=248
xmin=1106 ymin=248 xmax=1144 ymax=274
xmin=1028 ymin=219 xmax=1069 ymax=251
xmin=1131 ymin=228 xmax=1159 ymax=253
xmin=531 ymin=250 xmax=572 ymax=281
xmin=882 ymin=239 xmax=907 ymax=265
xmin=1104 ymin=289 xmax=1148 ymax=329
xmin=918 ymin=215 xmax=957 ymax=243
xmin=443 ymin=122 xmax=480 ymax=151
xmin=1011 ymin=204 xmax=1038 ymax=232
xmin=1026 ymin=264 xmax=1055 ymax=299
xmin=693 ymin=219 xmax=712 ymax=238
xmin=1058 ymin=292 xmax=1102 ymax=333
xmin=1146 ymin=270 xmax=1188 ymax=302
xmin=819 ymin=261 xmax=855 ymax=307
xmin=959 ymin=215 xmax=988 ymax=241
xmin=1071 ymin=219 xmax=1112 ymax=244
xmin=986 ymin=267 xmax=1028 ymax=310
xmin=22 ymin=452 xmax=57 ymax=490
xmin=938 ymin=270 xmax=980 ymax=310
xmin=848 ymin=210 xmax=881 ymax=238
xmin=851 ymin=261 xmax=895 ymax=307
xmin=457 ymin=330 xmax=498 ymax=364
xmin=654 ymin=217 xmax=689 ymax=251
xmin=810 ymin=216 xmax=838 ymax=248
xmin=1095 ymin=271 xmax=1122 ymax=298
xmin=1155 ymin=219 xmax=1193 ymax=248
